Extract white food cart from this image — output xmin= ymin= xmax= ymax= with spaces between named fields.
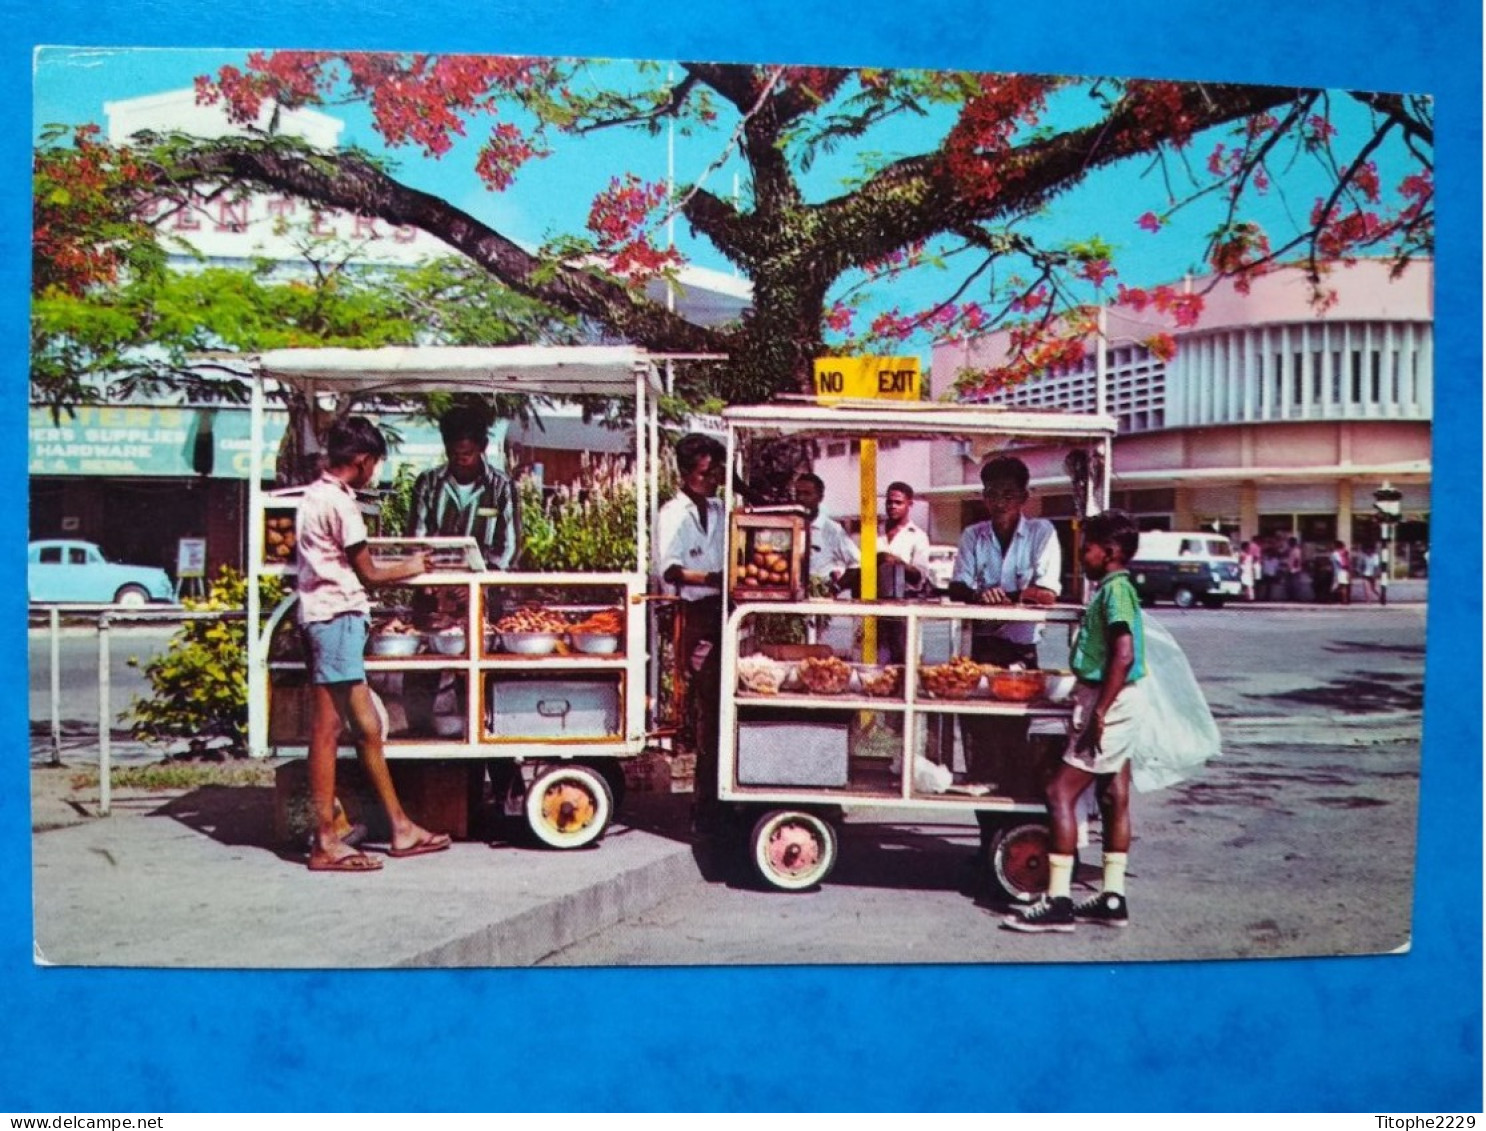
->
xmin=715 ymin=401 xmax=1117 ymax=894
xmin=245 ymin=345 xmax=689 ymax=849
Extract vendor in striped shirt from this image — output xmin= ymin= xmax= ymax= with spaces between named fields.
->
xmin=408 ymin=404 xmax=520 ymax=570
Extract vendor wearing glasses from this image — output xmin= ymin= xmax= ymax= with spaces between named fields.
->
xmin=948 ymin=457 xmax=1061 ymax=814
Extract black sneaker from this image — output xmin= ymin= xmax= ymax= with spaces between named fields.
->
xmin=1073 ymin=890 xmax=1130 ymax=928
xmin=1001 ymin=896 xmax=1075 ymax=933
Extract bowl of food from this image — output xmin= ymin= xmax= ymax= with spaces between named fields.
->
xmin=567 ymin=609 xmax=624 ymax=653
xmin=369 ymin=618 xmax=422 ymax=656
xmin=494 ymin=607 xmax=568 ymax=654
xmin=736 ymin=654 xmax=788 ymax=696
xmin=796 ymin=655 xmax=853 ymax=696
xmin=1041 ymin=669 xmax=1078 ymax=703
xmin=853 ymin=663 xmax=904 ymax=698
xmin=426 ymin=628 xmax=468 ymax=656
xmin=570 ymin=632 xmax=622 ymax=655
xmin=499 ymin=631 xmax=561 ymax=655
xmin=919 ymin=656 xmax=984 ymax=699
xmin=985 ymin=666 xmax=1044 ymax=702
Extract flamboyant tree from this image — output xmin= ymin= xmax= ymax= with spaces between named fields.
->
xmin=35 ymin=56 xmax=1433 ymax=404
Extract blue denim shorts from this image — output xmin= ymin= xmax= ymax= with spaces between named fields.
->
xmin=301 ymin=613 xmax=369 ymax=685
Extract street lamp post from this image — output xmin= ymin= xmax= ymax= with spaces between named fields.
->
xmin=1373 ymin=481 xmax=1403 ymax=607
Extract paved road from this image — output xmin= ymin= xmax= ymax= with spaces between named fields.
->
xmin=537 ymin=604 xmax=1426 ymax=965
xmin=28 ymin=623 xmax=174 ymax=733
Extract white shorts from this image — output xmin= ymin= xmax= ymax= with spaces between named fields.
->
xmin=1063 ymin=680 xmax=1148 ymax=776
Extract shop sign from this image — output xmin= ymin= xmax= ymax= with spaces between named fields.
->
xmin=31 ymin=405 xmax=487 ymax=481
xmin=177 ymin=538 xmax=207 ymax=578
xmin=813 ymin=357 xmax=920 ymax=402
xmin=29 ymin=405 xmax=196 ymax=476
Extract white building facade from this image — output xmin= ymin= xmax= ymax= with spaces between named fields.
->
xmin=815 ymin=260 xmax=1432 ymax=580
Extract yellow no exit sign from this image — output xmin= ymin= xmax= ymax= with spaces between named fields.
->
xmin=813 ymin=357 xmax=921 ymax=402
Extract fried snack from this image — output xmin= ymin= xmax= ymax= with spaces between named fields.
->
xmin=919 ymin=655 xmax=983 ymax=699
xmin=494 ymin=607 xmax=569 ymax=634
xmin=569 ymin=608 xmax=624 ymax=635
xmin=856 ymin=665 xmax=904 ymax=698
xmin=797 ymin=655 xmax=852 ymax=695
xmin=374 ymin=617 xmax=420 ymax=636
xmin=736 ymin=655 xmax=786 ymax=695
xmin=984 ymin=666 xmax=1044 ymax=701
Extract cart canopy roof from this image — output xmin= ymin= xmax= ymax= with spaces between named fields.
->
xmin=254 ymin=346 xmax=669 ymax=398
xmin=721 ymin=400 xmax=1117 ymax=442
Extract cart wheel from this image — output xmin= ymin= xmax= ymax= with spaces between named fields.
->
xmin=990 ymin=822 xmax=1052 ymax=902
xmin=750 ymin=809 xmax=837 ymax=892
xmin=524 ymin=764 xmax=613 ymax=849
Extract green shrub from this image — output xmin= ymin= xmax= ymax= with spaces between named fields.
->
xmin=519 ymin=455 xmax=638 ymax=572
xmin=377 ymin=461 xmax=420 ymax=536
xmin=126 ymin=568 xmax=285 ymax=758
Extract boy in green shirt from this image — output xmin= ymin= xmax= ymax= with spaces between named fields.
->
xmin=1005 ymin=509 xmax=1147 ymax=932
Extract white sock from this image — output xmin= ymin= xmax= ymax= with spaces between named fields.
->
xmin=1048 ymin=853 xmax=1075 ymax=900
xmin=1103 ymin=851 xmax=1128 ymax=897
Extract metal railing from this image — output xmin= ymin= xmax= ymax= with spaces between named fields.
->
xmin=28 ymin=603 xmax=242 ymax=815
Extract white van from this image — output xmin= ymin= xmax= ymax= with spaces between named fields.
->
xmin=1128 ymin=531 xmax=1243 ymax=608
xmin=925 ymin=544 xmax=958 ymax=592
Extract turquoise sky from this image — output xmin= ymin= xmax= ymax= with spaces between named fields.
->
xmin=34 ymin=46 xmax=1427 ymax=362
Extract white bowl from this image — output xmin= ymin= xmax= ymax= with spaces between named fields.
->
xmin=499 ymin=631 xmax=559 ymax=655
xmin=369 ymin=634 xmax=421 ymax=657
xmin=570 ymin=633 xmax=621 ymax=655
xmin=426 ymin=631 xmax=467 ymax=656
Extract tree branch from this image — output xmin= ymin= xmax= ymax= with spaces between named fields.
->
xmin=152 ymin=139 xmax=729 ymax=355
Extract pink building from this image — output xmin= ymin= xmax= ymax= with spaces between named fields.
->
xmin=817 ymin=260 xmax=1432 ymax=577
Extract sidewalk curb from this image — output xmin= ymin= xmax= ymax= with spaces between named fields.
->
xmin=399 ymin=841 xmax=703 ymax=967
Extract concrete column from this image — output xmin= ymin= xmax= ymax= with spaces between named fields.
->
xmin=1173 ymin=485 xmax=1195 ymax=530
xmin=1239 ymin=482 xmax=1259 ymax=541
xmin=1336 ymin=479 xmax=1354 ymax=546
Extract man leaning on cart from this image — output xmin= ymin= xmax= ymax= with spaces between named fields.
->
xmin=947 ymin=456 xmax=1061 ymax=857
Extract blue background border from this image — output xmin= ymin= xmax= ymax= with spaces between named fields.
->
xmin=3 ymin=1 xmax=1479 ymax=1112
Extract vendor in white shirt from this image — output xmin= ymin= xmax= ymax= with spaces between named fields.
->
xmin=948 ymin=456 xmax=1061 ymax=830
xmin=881 ymin=480 xmax=934 ymax=595
xmin=793 ymin=472 xmax=860 ymax=590
xmin=653 ymin=432 xmax=727 ymax=829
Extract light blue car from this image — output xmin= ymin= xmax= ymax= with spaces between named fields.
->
xmin=28 ymin=540 xmax=176 ymax=606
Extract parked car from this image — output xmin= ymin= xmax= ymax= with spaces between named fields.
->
xmin=925 ymin=544 xmax=958 ymax=592
xmin=28 ymin=540 xmax=175 ymax=606
xmin=1128 ymin=531 xmax=1243 ymax=609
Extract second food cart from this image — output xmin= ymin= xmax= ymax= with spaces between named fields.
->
xmin=715 ymin=400 xmax=1117 ymax=896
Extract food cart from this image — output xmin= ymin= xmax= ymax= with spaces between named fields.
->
xmin=245 ymin=345 xmax=688 ymax=849
xmin=715 ymin=401 xmax=1117 ymax=895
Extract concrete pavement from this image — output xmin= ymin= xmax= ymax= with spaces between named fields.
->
xmin=29 ymin=597 xmax=1427 ymax=968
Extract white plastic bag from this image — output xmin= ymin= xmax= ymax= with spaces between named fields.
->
xmin=889 ymin=750 xmax=954 ymax=793
xmin=1131 ymin=618 xmax=1221 ymax=792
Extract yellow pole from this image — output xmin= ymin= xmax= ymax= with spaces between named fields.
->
xmin=860 ymin=438 xmax=878 ymax=663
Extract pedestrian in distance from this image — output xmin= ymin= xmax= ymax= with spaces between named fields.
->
xmin=1283 ymin=536 xmax=1304 ymax=601
xmin=1259 ymin=540 xmax=1281 ymax=601
xmin=1356 ymin=544 xmax=1381 ymax=602
xmin=297 ymin=416 xmax=452 ymax=872
xmin=1004 ymin=509 xmax=1146 ymax=933
xmin=1330 ymin=541 xmax=1352 ymax=605
xmin=1238 ymin=537 xmax=1257 ymax=602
